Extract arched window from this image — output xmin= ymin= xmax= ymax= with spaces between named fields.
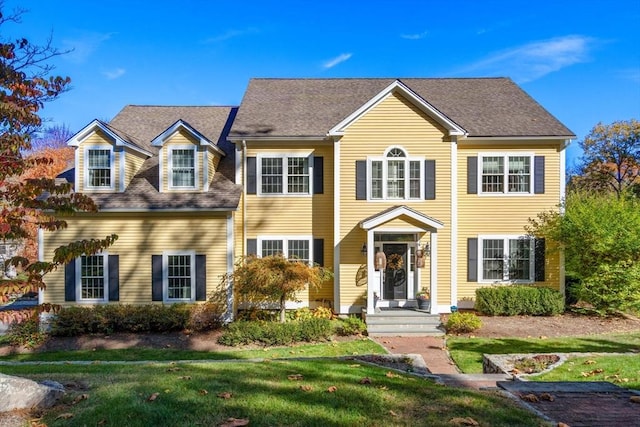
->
xmin=370 ymin=147 xmax=423 ymax=200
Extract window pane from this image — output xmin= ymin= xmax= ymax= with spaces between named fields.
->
xmin=167 ymin=255 xmax=191 ymax=299
xmin=482 ymin=157 xmax=503 ymax=192
xmin=288 ymin=240 xmax=309 ymax=263
xmin=387 ymin=160 xmax=405 ymax=198
xmin=261 ymin=158 xmax=283 ymax=193
xmin=287 ymin=157 xmax=309 ymax=193
xmin=409 ymin=160 xmax=421 ymax=198
xmin=81 ymin=255 xmax=104 ymax=299
xmin=371 ymin=161 xmax=383 ymax=199
xmin=87 ymin=149 xmax=111 ymax=187
xmin=509 ymin=239 xmax=531 ymax=280
xmin=261 ymin=240 xmax=283 ymax=257
xmin=482 ymin=239 xmax=504 ymax=280
xmin=508 ymin=156 xmax=531 ymax=192
xmin=387 ymin=148 xmax=406 ymax=158
xmin=171 ymin=149 xmax=195 ymax=187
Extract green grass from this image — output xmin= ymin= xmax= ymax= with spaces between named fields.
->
xmin=0 ymin=338 xmax=384 ymax=362
xmin=447 ymin=332 xmax=640 ymax=374
xmin=534 ymin=354 xmax=640 ymax=390
xmin=0 ymin=360 xmax=547 ymax=426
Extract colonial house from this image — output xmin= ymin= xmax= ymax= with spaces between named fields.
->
xmin=40 ymin=78 xmax=574 ymax=331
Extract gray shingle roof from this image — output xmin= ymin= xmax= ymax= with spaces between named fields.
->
xmin=229 ymin=78 xmax=575 ymax=138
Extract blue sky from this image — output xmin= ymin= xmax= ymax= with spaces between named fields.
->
xmin=5 ymin=0 xmax=640 ymax=168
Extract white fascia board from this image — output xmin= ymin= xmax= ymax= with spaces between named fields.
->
xmin=151 ymin=120 xmax=226 ymax=156
xmin=228 ymin=136 xmax=328 ymax=143
xmin=328 ymin=80 xmax=467 ymax=137
xmin=360 ymin=206 xmax=444 ymax=230
xmin=68 ymin=120 xmax=152 ymax=157
xmin=461 ymin=136 xmax=575 ymax=143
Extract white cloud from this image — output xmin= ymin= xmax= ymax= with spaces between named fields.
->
xmin=461 ymin=35 xmax=596 ymax=82
xmin=62 ymin=32 xmax=115 ymax=64
xmin=103 ymin=68 xmax=126 ymax=80
xmin=401 ymin=31 xmax=428 ymax=40
xmin=323 ymin=53 xmax=352 ymax=69
xmin=203 ymin=28 xmax=259 ymax=43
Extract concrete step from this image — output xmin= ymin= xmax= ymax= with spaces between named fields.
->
xmin=365 ymin=312 xmax=444 ymax=337
xmin=366 ymin=316 xmax=441 ymax=325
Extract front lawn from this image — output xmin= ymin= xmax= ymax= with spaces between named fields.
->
xmin=447 ymin=332 xmax=640 ymax=374
xmin=2 ymin=360 xmax=545 ymax=427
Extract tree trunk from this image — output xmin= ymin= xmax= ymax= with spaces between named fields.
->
xmin=279 ymin=295 xmax=286 ymax=323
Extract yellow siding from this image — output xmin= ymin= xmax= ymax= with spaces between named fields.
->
xmin=42 ymin=212 xmax=229 ymax=305
xmin=456 ymin=143 xmax=564 ymax=299
xmin=76 ymin=130 xmax=119 ymax=193
xmin=206 ymin=148 xmax=222 ymax=187
xmin=338 ymin=92 xmax=453 ymax=309
xmin=162 ymin=131 xmax=204 ymax=192
xmin=124 ymin=147 xmax=147 ymax=188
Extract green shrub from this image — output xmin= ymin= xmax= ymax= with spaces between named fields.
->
xmin=475 ymin=286 xmax=564 ymax=316
xmin=335 ymin=316 xmax=367 ymax=336
xmin=217 ymin=318 xmax=333 ymax=347
xmin=7 ymin=317 xmax=46 ymax=348
xmin=188 ymin=302 xmax=224 ymax=332
xmin=51 ymin=306 xmax=102 ymax=336
xmin=445 ymin=312 xmax=482 ymax=334
xmin=289 ymin=306 xmax=335 ymax=321
xmin=297 ymin=317 xmax=332 ymax=341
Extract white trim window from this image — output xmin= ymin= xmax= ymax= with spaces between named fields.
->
xmin=169 ymin=147 xmax=197 ymax=188
xmin=479 ymin=236 xmax=534 ymax=282
xmin=163 ymin=251 xmax=195 ymax=302
xmin=85 ymin=147 xmax=114 ymax=190
xmin=258 ymin=236 xmax=312 ymax=264
xmin=369 ymin=147 xmax=423 ymax=200
xmin=480 ymin=153 xmax=533 ymax=194
xmin=77 ymin=253 xmax=108 ymax=302
xmin=258 ymin=154 xmax=311 ymax=195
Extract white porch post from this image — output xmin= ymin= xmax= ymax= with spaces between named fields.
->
xmin=366 ymin=229 xmax=375 ymax=314
xmin=430 ymin=232 xmax=438 ymax=314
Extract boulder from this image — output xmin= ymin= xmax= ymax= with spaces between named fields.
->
xmin=0 ymin=373 xmax=64 ymax=412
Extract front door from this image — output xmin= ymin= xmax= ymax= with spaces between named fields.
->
xmin=382 ymin=243 xmax=407 ymax=300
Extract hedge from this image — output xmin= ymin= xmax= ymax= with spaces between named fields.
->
xmin=475 ymin=286 xmax=564 ymax=316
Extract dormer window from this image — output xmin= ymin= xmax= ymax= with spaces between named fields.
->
xmin=169 ymin=147 xmax=196 ymax=188
xmin=85 ymin=147 xmax=114 ymax=190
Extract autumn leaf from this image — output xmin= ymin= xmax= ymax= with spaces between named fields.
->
xmin=147 ymin=392 xmax=160 ymax=401
xmin=199 ymin=389 xmax=208 ymax=395
xmin=630 ymin=396 xmax=640 ymax=404
xmin=166 ymin=367 xmax=181 ymax=372
xmin=287 ymin=374 xmax=303 ymax=381
xmin=583 ymin=360 xmax=597 ymax=365
xmin=539 ymin=393 xmax=555 ymax=402
xmin=219 ymin=418 xmax=250 ymax=427
xmin=217 ymin=392 xmax=233 ymax=399
xmin=300 ymin=385 xmax=313 ymax=392
xmin=55 ymin=413 xmax=74 ymax=420
xmin=326 ymin=386 xmax=337 ymax=393
xmin=449 ymin=417 xmax=479 ymax=426
xmin=97 ymin=419 xmax=107 ymax=425
xmin=71 ymin=393 xmax=89 ymax=404
xmin=520 ymin=393 xmax=539 ymax=402
xmin=389 ymin=410 xmax=398 ymax=417
xmin=178 ymin=375 xmax=192 ymax=380
xmin=359 ymin=377 xmax=372 ymax=384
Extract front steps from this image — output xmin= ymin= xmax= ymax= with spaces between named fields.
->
xmin=364 ymin=308 xmax=444 ymax=336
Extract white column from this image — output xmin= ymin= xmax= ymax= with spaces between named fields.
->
xmin=333 ymin=137 xmax=341 ymax=313
xmin=366 ymin=229 xmax=375 ymax=314
xmin=430 ymin=232 xmax=438 ymax=314
xmin=450 ymin=136 xmax=458 ymax=308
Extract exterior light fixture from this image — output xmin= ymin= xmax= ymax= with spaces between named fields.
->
xmin=361 ymin=243 xmax=367 ymax=256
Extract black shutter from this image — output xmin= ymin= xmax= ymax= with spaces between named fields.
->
xmin=247 ymin=156 xmax=257 ymax=195
xmin=534 ymin=238 xmax=546 ymax=282
xmin=152 ymin=255 xmax=163 ymax=301
xmin=313 ymin=156 xmax=324 ymax=194
xmin=425 ymin=159 xmax=436 ymax=200
xmin=195 ymin=255 xmax=206 ymax=301
xmin=355 ymin=160 xmax=367 ymax=200
xmin=64 ymin=261 xmax=76 ymax=302
xmin=467 ymin=157 xmax=478 ymax=194
xmin=313 ymin=239 xmax=324 ymax=267
xmin=108 ymin=255 xmax=119 ymax=302
xmin=247 ymin=239 xmax=257 ymax=256
xmin=534 ymin=156 xmax=545 ymax=194
xmin=467 ymin=238 xmax=478 ymax=282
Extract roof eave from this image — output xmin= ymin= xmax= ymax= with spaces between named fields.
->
xmin=68 ymin=120 xmax=153 ymax=157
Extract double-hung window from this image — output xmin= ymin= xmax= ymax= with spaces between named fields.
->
xmin=480 ymin=154 xmax=532 ymax=194
xmin=78 ymin=254 xmax=108 ymax=301
xmin=370 ymin=148 xmax=422 ymax=200
xmin=480 ymin=236 xmax=534 ymax=282
xmin=86 ymin=148 xmax=113 ymax=189
xmin=164 ymin=251 xmax=195 ymax=301
xmin=170 ymin=148 xmax=196 ymax=188
xmin=259 ymin=237 xmax=311 ymax=264
xmin=259 ymin=155 xmax=310 ymax=195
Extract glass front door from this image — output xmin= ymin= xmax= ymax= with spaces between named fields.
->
xmin=382 ymin=243 xmax=408 ymax=300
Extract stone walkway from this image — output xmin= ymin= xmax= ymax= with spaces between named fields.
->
xmin=372 ymin=336 xmax=640 ymax=427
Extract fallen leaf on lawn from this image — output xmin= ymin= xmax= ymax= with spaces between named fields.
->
xmin=217 ymin=392 xmax=233 ymax=399
xmin=449 ymin=416 xmax=479 ymax=426
xmin=583 ymin=360 xmax=596 ymax=365
xmin=219 ymin=417 xmax=250 ymax=427
xmin=630 ymin=396 xmax=640 ymax=404
xmin=287 ymin=374 xmax=303 ymax=381
xmin=300 ymin=385 xmax=313 ymax=392
xmin=327 ymin=386 xmax=337 ymax=393
xmin=359 ymin=377 xmax=372 ymax=384
xmin=539 ymin=393 xmax=555 ymax=402
xmin=349 ymin=364 xmax=361 ymax=368
xmin=199 ymin=389 xmax=208 ymax=395
xmin=166 ymin=367 xmax=181 ymax=372
xmin=72 ymin=393 xmax=89 ymax=405
xmin=520 ymin=393 xmax=539 ymax=402
xmin=97 ymin=419 xmax=107 ymax=425
xmin=147 ymin=392 xmax=160 ymax=401
xmin=389 ymin=410 xmax=398 ymax=417
xmin=178 ymin=375 xmax=192 ymax=380
xmin=378 ymin=386 xmax=389 ymax=390
xmin=55 ymin=413 xmax=74 ymax=420
xmin=386 ymin=371 xmax=399 ymax=378
xmin=510 ymin=368 xmax=520 ymax=375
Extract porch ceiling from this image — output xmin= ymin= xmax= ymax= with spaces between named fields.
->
xmin=359 ymin=205 xmax=444 ymax=231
